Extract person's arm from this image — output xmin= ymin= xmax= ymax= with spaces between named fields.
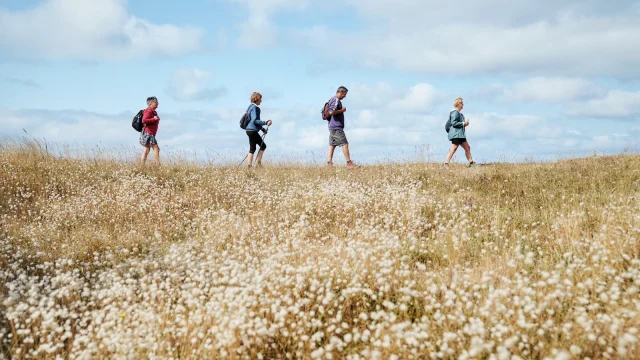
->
xmin=329 ymin=107 xmax=345 ymax=116
xmin=251 ymin=106 xmax=266 ymax=127
xmin=141 ymin=109 xmax=156 ymax=125
xmin=450 ymin=111 xmax=464 ymax=128
xmin=328 ymin=98 xmax=345 ymax=116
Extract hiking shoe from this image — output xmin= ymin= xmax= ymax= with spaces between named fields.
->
xmin=346 ymin=160 xmax=359 ymax=168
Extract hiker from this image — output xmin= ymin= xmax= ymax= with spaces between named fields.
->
xmin=444 ymin=97 xmax=476 ymax=167
xmin=245 ymin=92 xmax=272 ymax=167
xmin=140 ymin=96 xmax=160 ymax=166
xmin=327 ymin=86 xmax=358 ymax=168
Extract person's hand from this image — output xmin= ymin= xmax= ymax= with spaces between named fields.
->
xmin=342 ymin=107 xmax=347 ymax=113
xmin=266 ymin=120 xmax=273 ymax=126
xmin=464 ymin=120 xmax=469 ymax=127
xmin=154 ymin=116 xmax=159 ymax=120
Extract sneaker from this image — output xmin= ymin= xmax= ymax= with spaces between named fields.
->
xmin=346 ymin=160 xmax=359 ymax=168
xmin=468 ymin=161 xmax=477 ymax=168
xmin=327 ymin=161 xmax=333 ymax=167
xmin=443 ymin=163 xmax=449 ymax=169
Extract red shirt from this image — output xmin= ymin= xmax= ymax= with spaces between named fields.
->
xmin=142 ymin=107 xmax=159 ymax=135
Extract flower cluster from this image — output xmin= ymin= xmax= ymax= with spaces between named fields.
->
xmin=1 ymin=145 xmax=639 ymax=359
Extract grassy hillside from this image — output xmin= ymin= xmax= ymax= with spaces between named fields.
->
xmin=1 ymin=141 xmax=639 ymax=359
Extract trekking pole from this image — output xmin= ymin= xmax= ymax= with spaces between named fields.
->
xmin=237 ymin=126 xmax=269 ymax=169
xmin=258 ymin=126 xmax=269 ymax=152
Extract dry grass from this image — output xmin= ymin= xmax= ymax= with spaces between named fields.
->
xmin=1 ymin=139 xmax=639 ymax=359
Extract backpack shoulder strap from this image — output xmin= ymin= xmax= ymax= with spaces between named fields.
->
xmin=139 ymin=109 xmax=147 ymax=129
xmin=244 ymin=104 xmax=255 ymax=120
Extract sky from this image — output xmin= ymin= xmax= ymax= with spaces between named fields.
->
xmin=1 ymin=0 xmax=639 ymax=165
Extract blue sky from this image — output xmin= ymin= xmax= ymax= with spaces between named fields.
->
xmin=1 ymin=0 xmax=639 ymax=165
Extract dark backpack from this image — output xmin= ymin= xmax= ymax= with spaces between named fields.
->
xmin=239 ymin=105 xmax=252 ymax=129
xmin=132 ymin=110 xmax=144 ymax=132
xmin=239 ymin=104 xmax=257 ymax=129
xmin=445 ymin=110 xmax=457 ymax=133
xmin=239 ymin=112 xmax=250 ymax=129
xmin=321 ymin=100 xmax=331 ymax=121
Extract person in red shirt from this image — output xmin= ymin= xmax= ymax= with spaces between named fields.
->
xmin=139 ymin=96 xmax=160 ymax=166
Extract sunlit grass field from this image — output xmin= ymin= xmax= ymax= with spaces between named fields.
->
xmin=1 ymin=140 xmax=639 ymax=359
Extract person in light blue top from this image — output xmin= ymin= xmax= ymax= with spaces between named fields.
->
xmin=444 ymin=97 xmax=476 ymax=167
xmin=245 ymin=92 xmax=272 ymax=167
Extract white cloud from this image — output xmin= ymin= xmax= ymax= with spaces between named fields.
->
xmin=566 ymin=90 xmax=640 ymax=118
xmin=228 ymin=0 xmax=309 ymax=48
xmin=166 ymin=68 xmax=227 ymax=102
xmin=4 ymin=77 xmax=41 ymax=89
xmin=333 ymin=82 xmax=444 ymax=131
xmin=341 ymin=82 xmax=395 ymax=108
xmin=468 ymin=77 xmax=640 ymax=120
xmin=467 ymin=113 xmax=555 ymax=140
xmin=1 ymin=80 xmax=634 ymax=164
xmin=344 ymin=0 xmax=627 ymax=26
xmin=504 ymin=77 xmax=604 ymax=103
xmin=471 ymin=77 xmax=606 ymax=105
xmin=345 ymin=82 xmax=441 ymax=113
xmin=389 ymin=84 xmax=440 ymax=113
xmin=289 ymin=1 xmax=640 ymax=77
xmin=356 ymin=109 xmax=377 ymax=127
xmin=0 ymin=109 xmax=136 ymax=146
xmin=0 ymin=0 xmax=204 ymax=61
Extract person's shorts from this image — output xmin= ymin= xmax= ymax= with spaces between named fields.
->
xmin=451 ymin=138 xmax=467 ymax=145
xmin=140 ymin=131 xmax=158 ymax=146
xmin=329 ymin=129 xmax=348 ymax=147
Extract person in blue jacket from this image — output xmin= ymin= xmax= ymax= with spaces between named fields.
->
xmin=245 ymin=92 xmax=273 ymax=167
xmin=444 ymin=97 xmax=476 ymax=168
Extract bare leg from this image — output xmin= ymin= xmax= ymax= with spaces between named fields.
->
xmin=342 ymin=144 xmax=351 ymax=162
xmin=445 ymin=144 xmax=459 ymax=164
xmin=256 ymin=150 xmax=265 ymax=165
xmin=460 ymin=142 xmax=473 ymax=163
xmin=328 ymin=146 xmax=336 ymax=163
xmin=151 ymin=144 xmax=160 ymax=166
xmin=141 ymin=146 xmax=150 ymax=166
xmin=247 ymin=153 xmax=254 ymax=166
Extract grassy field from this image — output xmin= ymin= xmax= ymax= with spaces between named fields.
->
xmin=1 ymin=141 xmax=639 ymax=359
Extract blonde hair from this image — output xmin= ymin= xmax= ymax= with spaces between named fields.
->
xmin=250 ymin=92 xmax=262 ymax=104
xmin=453 ymin=97 xmax=463 ymax=108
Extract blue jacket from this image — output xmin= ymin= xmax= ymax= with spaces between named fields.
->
xmin=448 ymin=109 xmax=466 ymax=140
xmin=245 ymin=104 xmax=267 ymax=131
